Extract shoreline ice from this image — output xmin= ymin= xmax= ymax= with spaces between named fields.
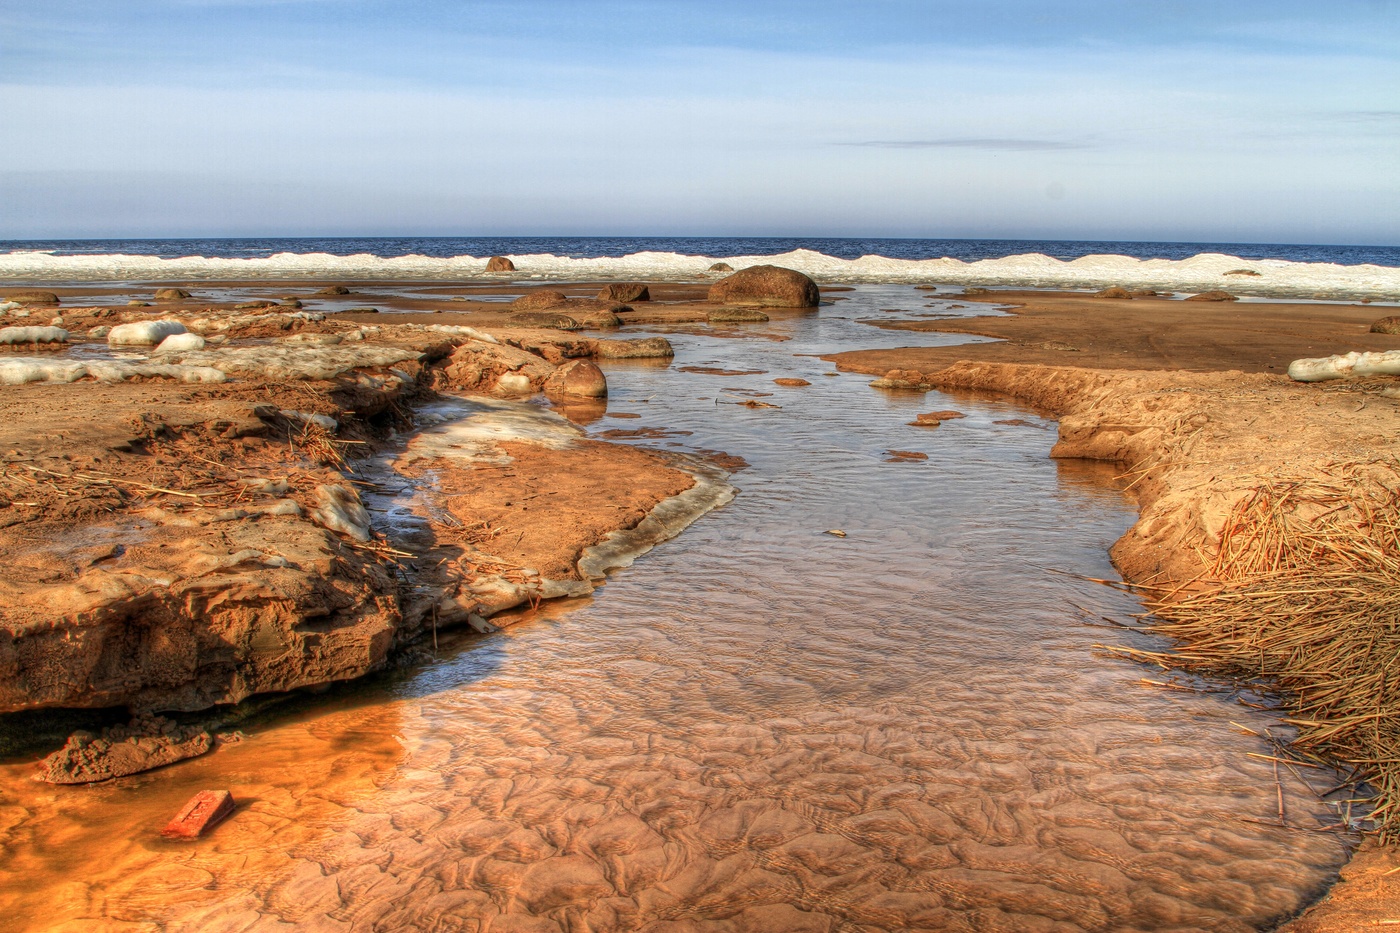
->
xmin=0 ymin=247 xmax=1397 ymax=299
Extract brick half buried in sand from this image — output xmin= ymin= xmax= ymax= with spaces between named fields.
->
xmin=161 ymin=790 xmax=236 ymax=840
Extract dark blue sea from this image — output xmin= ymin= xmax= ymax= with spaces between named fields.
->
xmin=2 ymin=236 xmax=1397 ymax=266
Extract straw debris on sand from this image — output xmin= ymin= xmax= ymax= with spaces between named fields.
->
xmin=1128 ymin=474 xmax=1400 ymax=839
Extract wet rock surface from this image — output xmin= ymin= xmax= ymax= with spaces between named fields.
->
xmin=36 ymin=715 xmax=213 ymax=783
xmin=707 ymin=264 xmax=820 ymax=308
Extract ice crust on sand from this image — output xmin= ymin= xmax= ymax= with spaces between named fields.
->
xmin=423 ymin=324 xmax=500 ymax=344
xmin=0 ymin=358 xmax=226 ymax=385
xmin=400 ymin=396 xmax=580 ymax=466
xmin=2 ymin=248 xmax=1398 ymax=299
xmin=171 ymin=344 xmax=418 ymax=380
xmin=1288 ymin=349 xmax=1400 ymax=382
xmin=313 ymin=484 xmax=372 ymax=542
xmin=108 ymin=320 xmax=188 ymax=346
xmin=0 ymin=326 xmax=68 ymax=344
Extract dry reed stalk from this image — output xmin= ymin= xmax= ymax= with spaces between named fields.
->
xmin=1131 ymin=466 xmax=1400 ymax=840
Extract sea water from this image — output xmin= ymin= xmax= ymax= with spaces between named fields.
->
xmin=1 ymin=236 xmax=1398 ymax=300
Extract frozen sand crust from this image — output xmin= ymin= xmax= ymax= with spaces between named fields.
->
xmin=389 ymin=395 xmax=734 ymax=625
xmin=0 ymin=319 xmax=724 ymax=716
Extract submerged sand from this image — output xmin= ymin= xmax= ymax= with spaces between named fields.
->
xmin=1 ymin=279 xmax=1397 ymax=929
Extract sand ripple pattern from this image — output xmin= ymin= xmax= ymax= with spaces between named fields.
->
xmin=0 ymin=286 xmax=1348 ymax=931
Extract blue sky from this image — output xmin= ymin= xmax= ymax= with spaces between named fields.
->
xmin=1 ymin=0 xmax=1397 ymax=243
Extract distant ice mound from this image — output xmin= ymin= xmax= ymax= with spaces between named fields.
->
xmin=0 ymin=247 xmax=1396 ymax=299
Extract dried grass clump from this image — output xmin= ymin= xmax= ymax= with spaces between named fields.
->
xmin=1136 ymin=467 xmax=1400 ymax=838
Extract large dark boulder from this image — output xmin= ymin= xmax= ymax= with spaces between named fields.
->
xmin=486 ymin=256 xmax=516 ymax=272
xmin=5 ymin=290 xmax=60 ymax=305
xmin=1370 ymin=316 xmax=1400 ymax=335
xmin=708 ymin=265 xmax=819 ymax=307
xmin=512 ymin=290 xmax=570 ymax=311
xmin=597 ymin=283 xmax=650 ymax=302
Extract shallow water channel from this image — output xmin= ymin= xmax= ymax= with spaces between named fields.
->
xmin=0 ymin=286 xmax=1353 ymax=931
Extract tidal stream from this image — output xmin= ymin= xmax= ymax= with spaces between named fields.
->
xmin=0 ymin=286 xmax=1352 ymax=931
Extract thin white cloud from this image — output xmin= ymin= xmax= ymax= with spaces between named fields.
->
xmin=844 ymin=139 xmax=1091 ymax=152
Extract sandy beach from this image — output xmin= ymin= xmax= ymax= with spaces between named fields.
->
xmin=0 ymin=273 xmax=1396 ymax=930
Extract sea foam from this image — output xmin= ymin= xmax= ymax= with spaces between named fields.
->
xmin=0 ymin=248 xmax=1396 ymax=299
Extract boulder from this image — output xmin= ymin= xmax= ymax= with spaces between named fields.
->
xmin=5 ymin=291 xmax=59 ymax=305
xmin=708 ymin=265 xmax=819 ymax=308
xmin=486 ymin=256 xmax=516 ymax=272
xmin=578 ymin=310 xmax=623 ymax=329
xmin=594 ymin=337 xmax=675 ymax=359
xmin=911 ymin=410 xmax=966 ymax=426
xmin=708 ymin=308 xmax=770 ymax=323
xmin=512 ymin=290 xmax=570 ymax=311
xmin=708 ymin=262 xmax=734 ymax=273
xmin=1224 ymin=269 xmax=1261 ymax=277
xmin=154 ymin=288 xmax=192 ymax=300
xmin=597 ymin=283 xmax=650 ymax=302
xmin=773 ymin=378 xmax=810 ymax=387
xmin=315 ymin=285 xmax=351 ymax=295
xmin=1186 ymin=290 xmax=1238 ymax=302
xmin=1093 ymin=287 xmax=1133 ymax=299
xmin=544 ymin=360 xmax=607 ymax=399
xmin=510 ymin=312 xmax=582 ymax=331
xmin=1370 ymin=316 xmax=1400 ymax=335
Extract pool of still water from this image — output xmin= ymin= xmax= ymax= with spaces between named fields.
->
xmin=0 ymin=286 xmax=1352 ymax=932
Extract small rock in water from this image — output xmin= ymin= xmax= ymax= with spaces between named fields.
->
xmin=824 ymin=529 xmax=847 ymax=537
xmin=161 ymin=790 xmax=236 ymax=840
xmin=1186 ymin=290 xmax=1238 ymax=302
xmin=773 ymin=378 xmax=811 ymax=387
xmin=36 ymin=717 xmax=214 ymax=784
xmin=885 ymin=449 xmax=929 ymax=462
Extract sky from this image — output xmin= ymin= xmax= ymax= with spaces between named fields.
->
xmin=0 ymin=0 xmax=1397 ymax=244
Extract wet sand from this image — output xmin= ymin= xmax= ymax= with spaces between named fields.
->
xmin=827 ymin=288 xmax=1400 ymax=930
xmin=1 ymin=279 xmax=1397 ymax=929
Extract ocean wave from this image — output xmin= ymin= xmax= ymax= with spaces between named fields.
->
xmin=1 ymin=247 xmax=1397 ymax=299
